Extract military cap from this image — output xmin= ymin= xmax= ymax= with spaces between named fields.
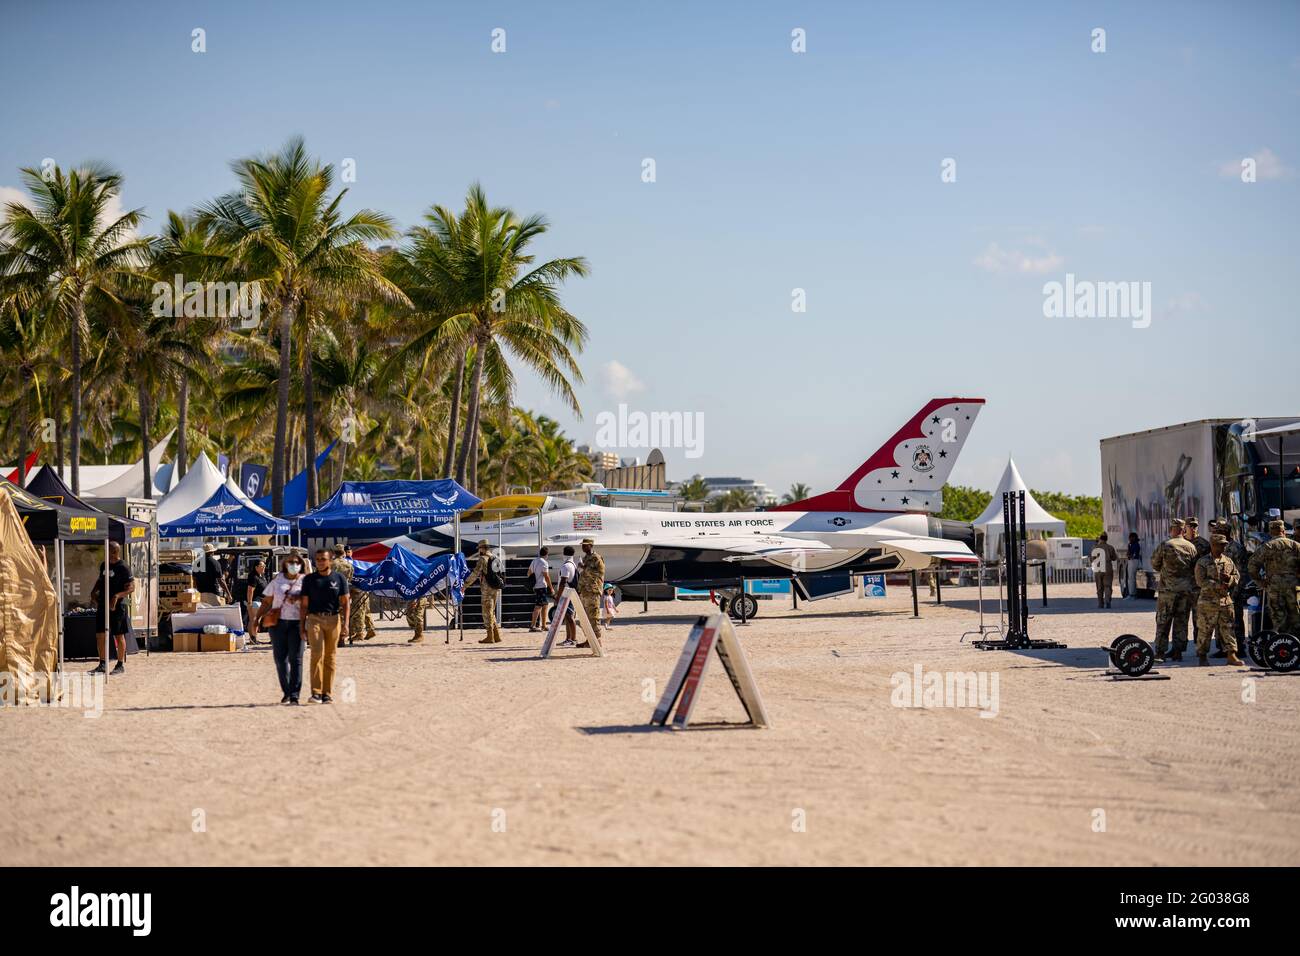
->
xmin=1169 ymin=518 xmax=1185 ymax=530
xmin=581 ymin=537 xmax=595 ymax=545
xmin=1210 ymin=533 xmax=1227 ymax=545
xmin=1268 ymin=519 xmax=1286 ymax=534
xmin=476 ymin=539 xmax=490 ymax=550
xmin=1185 ymin=517 xmax=1199 ymax=527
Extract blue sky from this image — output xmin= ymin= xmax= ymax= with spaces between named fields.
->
xmin=2 ymin=0 xmax=1297 ymax=496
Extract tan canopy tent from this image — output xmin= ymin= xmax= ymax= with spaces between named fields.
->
xmin=0 ymin=484 xmax=61 ymax=703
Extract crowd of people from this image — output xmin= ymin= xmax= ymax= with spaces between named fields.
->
xmin=1147 ymin=514 xmax=1300 ymax=666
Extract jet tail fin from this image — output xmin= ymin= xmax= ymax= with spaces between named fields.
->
xmin=771 ymin=397 xmax=985 ymax=513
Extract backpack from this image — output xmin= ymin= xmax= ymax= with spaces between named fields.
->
xmin=484 ymin=556 xmax=505 ymax=590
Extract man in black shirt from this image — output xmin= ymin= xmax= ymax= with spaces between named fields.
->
xmin=299 ymin=547 xmax=350 ymax=703
xmin=90 ymin=542 xmax=134 ymax=675
xmin=193 ymin=545 xmax=228 ymax=605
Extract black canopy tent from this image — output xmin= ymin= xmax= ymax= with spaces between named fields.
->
xmin=5 ymin=479 xmax=109 ymax=544
xmin=26 ymin=465 xmax=151 ymax=543
xmin=5 ymin=479 xmax=120 ymax=677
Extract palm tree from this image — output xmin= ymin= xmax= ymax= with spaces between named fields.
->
xmin=198 ymin=137 xmax=406 ymax=514
xmin=527 ymin=431 xmax=594 ymax=492
xmin=717 ymin=488 xmax=757 ymax=512
xmin=86 ymin=299 xmax=206 ymax=499
xmin=399 ymin=184 xmax=589 ymax=491
xmin=0 ymin=164 xmax=148 ymax=492
xmin=678 ymin=475 xmax=711 ymax=502
xmin=149 ymin=211 xmax=227 ymax=478
xmin=0 ymin=291 xmax=55 ymax=483
xmin=781 ymin=482 xmax=812 ymax=505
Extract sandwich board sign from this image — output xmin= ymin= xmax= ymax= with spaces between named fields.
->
xmin=538 ymin=583 xmax=603 ymax=658
xmin=651 ymin=613 xmax=770 ymax=729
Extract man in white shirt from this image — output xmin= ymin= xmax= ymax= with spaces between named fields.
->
xmin=528 ymin=547 xmax=554 ymax=632
xmin=556 ymin=545 xmax=579 ymax=647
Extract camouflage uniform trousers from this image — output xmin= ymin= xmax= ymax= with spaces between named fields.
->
xmin=405 ymin=596 xmax=431 ymax=640
xmin=578 ymin=588 xmax=603 ymax=640
xmin=1264 ymin=582 xmax=1299 ymax=636
xmin=480 ymin=586 xmax=501 ymax=643
xmin=1195 ymin=600 xmax=1237 ymax=656
xmin=1154 ymin=590 xmax=1193 ymax=656
xmin=349 ymin=590 xmax=376 ymax=641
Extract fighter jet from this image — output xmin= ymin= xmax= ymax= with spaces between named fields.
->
xmin=355 ymin=398 xmax=984 ymax=594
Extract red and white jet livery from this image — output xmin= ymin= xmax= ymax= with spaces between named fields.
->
xmin=360 ymin=398 xmax=985 ymax=589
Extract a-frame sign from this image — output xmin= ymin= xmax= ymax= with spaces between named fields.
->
xmin=651 ymin=613 xmax=770 ymax=729
xmin=538 ymin=585 xmax=604 ymax=658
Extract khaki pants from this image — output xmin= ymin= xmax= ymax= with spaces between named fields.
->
xmin=480 ymin=587 xmax=501 ymax=642
xmin=305 ymin=613 xmax=341 ymax=697
xmin=1095 ymin=571 xmax=1113 ymax=607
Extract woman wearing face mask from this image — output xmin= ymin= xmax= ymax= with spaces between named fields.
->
xmin=253 ymin=554 xmax=306 ymax=705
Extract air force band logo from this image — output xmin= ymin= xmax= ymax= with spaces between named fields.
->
xmin=912 ymin=444 xmax=935 ymax=473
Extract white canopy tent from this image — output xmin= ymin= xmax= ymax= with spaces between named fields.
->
xmin=157 ymin=451 xmax=280 ymax=529
xmin=973 ymin=457 xmax=1067 ymax=560
xmin=10 ymin=431 xmax=178 ymax=498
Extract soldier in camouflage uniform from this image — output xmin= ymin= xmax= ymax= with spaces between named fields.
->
xmin=1194 ymin=535 xmax=1242 ymax=666
xmin=405 ymin=594 xmax=431 ymax=643
xmin=1210 ymin=520 xmax=1248 ymax=656
xmin=1151 ymin=518 xmax=1198 ymax=661
xmin=463 ymin=539 xmax=502 ymax=644
xmin=1248 ymin=519 xmax=1300 ymax=636
xmin=1184 ymin=517 xmax=1209 ymax=646
xmin=332 ymin=548 xmax=354 ymax=648
xmin=575 ymin=537 xmax=605 ymax=647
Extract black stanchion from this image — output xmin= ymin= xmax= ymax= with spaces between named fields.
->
xmin=973 ymin=491 xmax=1066 ymax=651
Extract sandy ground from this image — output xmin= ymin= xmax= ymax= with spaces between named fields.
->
xmin=3 ymin=582 xmax=1298 ymax=866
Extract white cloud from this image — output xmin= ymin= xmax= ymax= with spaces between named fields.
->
xmin=973 ymin=242 xmax=1064 ymax=275
xmin=1217 ymin=147 xmax=1292 ymax=180
xmin=0 ymin=185 xmax=30 ymax=225
xmin=0 ymin=182 xmax=138 ymax=239
xmin=600 ymin=359 xmax=645 ymax=400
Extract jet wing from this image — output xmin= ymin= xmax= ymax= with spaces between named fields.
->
xmin=776 ymin=530 xmax=977 ymax=569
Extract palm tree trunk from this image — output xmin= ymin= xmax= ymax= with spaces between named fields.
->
xmin=303 ymin=339 xmax=318 ymax=510
xmin=271 ymin=301 xmax=294 ymax=516
xmin=55 ymin=398 xmax=63 ymax=473
xmin=443 ymin=348 xmax=466 ymax=478
xmin=18 ymin=365 xmax=31 ymax=484
xmin=70 ymin=301 xmax=84 ymax=494
xmin=177 ymin=377 xmax=189 ymax=477
xmin=454 ymin=343 xmax=483 ymax=488
xmin=138 ymin=380 xmax=153 ymax=501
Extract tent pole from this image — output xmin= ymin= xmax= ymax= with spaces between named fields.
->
xmin=56 ymin=539 xmax=65 ymax=674
xmin=455 ymin=512 xmax=463 ymax=642
xmin=103 ymin=540 xmax=110 ymax=688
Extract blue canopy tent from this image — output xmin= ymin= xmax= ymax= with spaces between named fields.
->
xmin=253 ymin=439 xmax=338 ymax=517
xmin=295 ymin=478 xmax=480 ymax=539
xmin=159 ymin=485 xmax=291 ymax=538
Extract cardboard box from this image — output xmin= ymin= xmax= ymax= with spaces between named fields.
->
xmin=199 ymin=632 xmax=238 ymax=653
xmin=173 ymin=632 xmax=200 ymax=653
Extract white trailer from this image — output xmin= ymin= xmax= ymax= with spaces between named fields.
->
xmin=1101 ymin=417 xmax=1300 ymax=596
